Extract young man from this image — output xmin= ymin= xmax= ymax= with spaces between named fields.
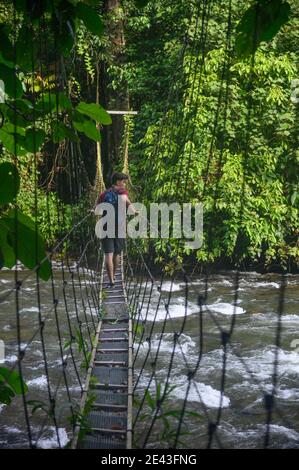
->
xmin=96 ymin=172 xmax=137 ymax=287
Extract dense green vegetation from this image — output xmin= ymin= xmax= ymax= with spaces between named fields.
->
xmin=119 ymin=0 xmax=299 ymax=271
xmin=0 ymin=0 xmax=112 ymax=277
xmin=0 ymin=0 xmax=298 ymax=278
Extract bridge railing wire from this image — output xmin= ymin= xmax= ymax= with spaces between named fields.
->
xmin=123 ymin=0 xmax=295 ymax=449
xmin=124 ymin=238 xmax=225 ymax=449
xmin=0 ymin=2 xmax=103 ymax=449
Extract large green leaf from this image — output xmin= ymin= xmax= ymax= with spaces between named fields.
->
xmin=21 ymin=128 xmax=46 ymax=153
xmin=73 ymin=118 xmax=102 ymax=142
xmin=2 ymin=122 xmax=26 ymax=137
xmin=258 ymin=0 xmax=290 ymax=42
xmin=52 ymin=121 xmax=79 ymax=143
xmin=57 ymin=92 xmax=72 ymax=111
xmin=5 ymin=100 xmax=33 ymax=128
xmin=2 ymin=210 xmax=51 ymax=281
xmin=0 ymin=64 xmax=24 ymax=99
xmin=0 ymin=129 xmax=15 ymax=153
xmin=14 ymin=99 xmax=33 ymax=113
xmin=0 ymin=383 xmax=15 ymax=405
xmin=75 ymin=2 xmax=104 ymax=37
xmin=76 ymin=102 xmax=112 ymax=125
xmin=0 ymin=162 xmax=20 ymax=205
xmin=235 ymin=0 xmax=291 ymax=58
xmin=0 ymin=223 xmax=15 ymax=268
xmin=0 ymin=124 xmax=45 ymax=155
xmin=0 ymin=367 xmax=28 ymax=405
xmin=0 ymin=367 xmax=28 ymax=394
xmin=0 ymin=129 xmax=27 ymax=156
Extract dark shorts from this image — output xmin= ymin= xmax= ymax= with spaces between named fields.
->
xmin=101 ymin=237 xmax=125 ymax=254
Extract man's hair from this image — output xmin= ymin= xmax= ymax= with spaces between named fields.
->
xmin=111 ymin=172 xmax=129 ymax=185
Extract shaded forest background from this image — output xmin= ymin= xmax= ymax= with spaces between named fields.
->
xmin=0 ymin=0 xmax=298 ymax=273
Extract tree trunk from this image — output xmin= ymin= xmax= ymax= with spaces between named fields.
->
xmin=100 ymin=0 xmax=130 ymax=185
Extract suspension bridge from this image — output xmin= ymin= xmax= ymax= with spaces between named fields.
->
xmin=0 ymin=218 xmax=294 ymax=449
xmin=72 ymin=259 xmax=133 ymax=449
xmin=0 ymin=0 xmax=298 ymax=451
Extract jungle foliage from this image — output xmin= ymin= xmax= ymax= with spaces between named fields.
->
xmin=0 ymin=0 xmax=298 ymax=279
xmin=116 ymin=0 xmax=299 ymax=271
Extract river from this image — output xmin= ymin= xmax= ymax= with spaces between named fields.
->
xmin=1 ymin=265 xmax=299 ymax=448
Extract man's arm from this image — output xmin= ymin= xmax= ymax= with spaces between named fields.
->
xmin=120 ymin=194 xmax=139 ymax=214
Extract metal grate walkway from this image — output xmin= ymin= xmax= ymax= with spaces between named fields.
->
xmin=72 ymin=258 xmax=133 ymax=449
